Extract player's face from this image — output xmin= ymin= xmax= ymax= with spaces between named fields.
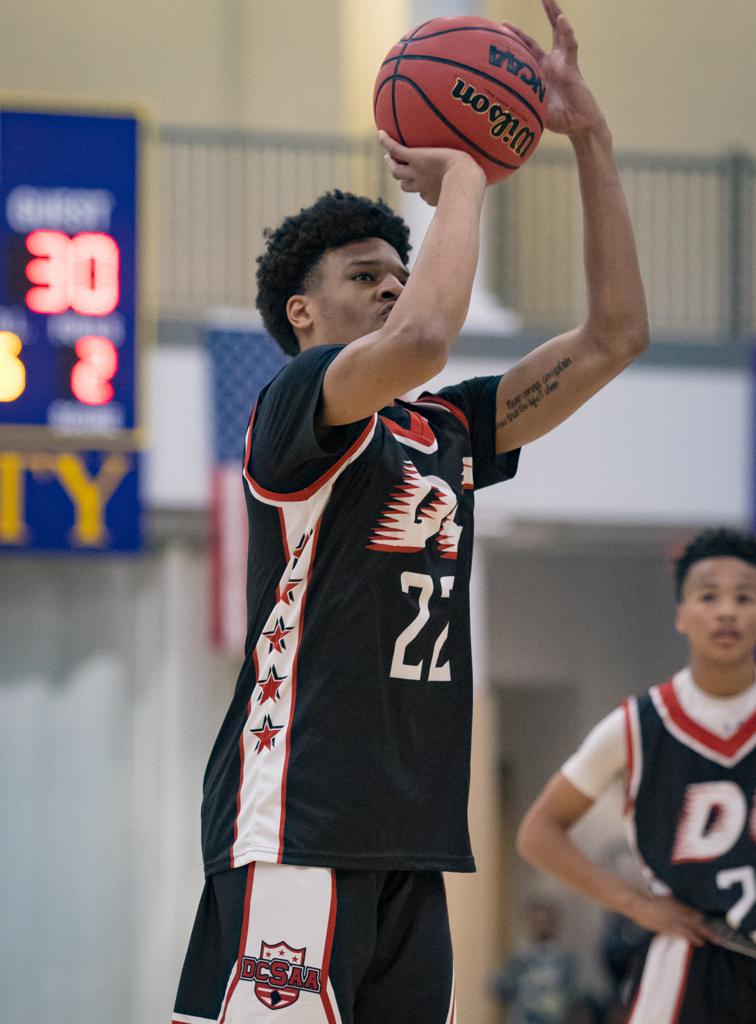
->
xmin=675 ymin=557 xmax=756 ymax=669
xmin=306 ymin=238 xmax=409 ymax=345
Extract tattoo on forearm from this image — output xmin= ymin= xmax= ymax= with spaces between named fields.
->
xmin=496 ymin=357 xmax=573 ymax=429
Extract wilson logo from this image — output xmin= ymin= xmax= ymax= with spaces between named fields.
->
xmin=450 ymin=78 xmax=536 ymax=157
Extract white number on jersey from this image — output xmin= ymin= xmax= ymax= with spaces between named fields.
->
xmin=716 ymin=865 xmax=756 ymax=940
xmin=390 ymin=572 xmax=455 ymax=681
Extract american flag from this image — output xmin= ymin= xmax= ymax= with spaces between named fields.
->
xmin=208 ymin=323 xmax=289 ymax=649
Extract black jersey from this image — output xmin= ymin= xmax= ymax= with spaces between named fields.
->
xmin=201 ymin=344 xmax=519 ymax=876
xmin=624 ymin=681 xmax=756 ymax=934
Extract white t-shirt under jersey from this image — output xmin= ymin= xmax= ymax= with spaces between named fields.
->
xmin=561 ymin=667 xmax=756 ymax=800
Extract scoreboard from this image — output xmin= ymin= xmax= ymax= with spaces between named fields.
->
xmin=0 ymin=108 xmax=141 ymax=551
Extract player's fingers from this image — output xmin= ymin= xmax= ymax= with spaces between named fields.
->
xmin=500 ymin=22 xmax=546 ymax=62
xmin=378 ymin=130 xmax=410 ymax=164
xmin=541 ymin=0 xmax=563 ymax=31
xmin=384 ymin=154 xmax=413 ymax=180
xmin=696 ymin=920 xmax=724 ymax=946
xmin=555 ymin=13 xmax=578 ymax=60
xmin=676 ymin=909 xmax=716 ymax=946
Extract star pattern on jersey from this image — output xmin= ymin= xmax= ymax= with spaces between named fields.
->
xmin=262 ymin=617 xmax=292 ymax=653
xmin=257 ymin=666 xmax=286 ymax=704
xmin=291 ymin=532 xmax=311 ymax=569
xmin=277 ymin=579 xmax=301 ymax=606
xmin=250 ymin=714 xmax=283 ymax=754
xmin=261 ymin=942 xmax=305 ymax=965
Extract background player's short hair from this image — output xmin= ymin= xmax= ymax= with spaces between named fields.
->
xmin=674 ymin=527 xmax=756 ymax=600
xmin=255 ymin=189 xmax=411 ymax=356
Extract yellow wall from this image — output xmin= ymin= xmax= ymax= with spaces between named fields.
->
xmin=3 ymin=0 xmax=753 ymax=151
xmin=341 ymin=0 xmax=408 ymax=134
xmin=238 ymin=0 xmax=344 ymax=133
xmin=1 ymin=0 xmax=230 ymax=125
xmin=485 ymin=0 xmax=756 ymax=152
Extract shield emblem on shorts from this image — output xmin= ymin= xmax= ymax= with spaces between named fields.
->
xmin=254 ymin=941 xmax=306 ymax=1010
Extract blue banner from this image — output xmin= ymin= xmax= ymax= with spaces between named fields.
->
xmin=0 ymin=447 xmax=141 ymax=552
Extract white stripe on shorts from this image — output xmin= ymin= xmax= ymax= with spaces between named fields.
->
xmin=220 ymin=863 xmax=342 ymax=1024
xmin=628 ymin=933 xmax=693 ymax=1024
xmin=444 ymin=967 xmax=457 ymax=1024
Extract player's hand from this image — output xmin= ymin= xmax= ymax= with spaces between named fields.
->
xmin=626 ymin=894 xmax=722 ymax=947
xmin=501 ymin=0 xmax=606 ymax=139
xmin=378 ymin=131 xmax=485 ymax=207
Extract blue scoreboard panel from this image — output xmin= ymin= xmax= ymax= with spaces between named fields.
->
xmin=0 ymin=108 xmax=141 ymax=551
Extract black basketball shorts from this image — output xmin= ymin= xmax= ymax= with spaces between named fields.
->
xmin=625 ymin=932 xmax=756 ymax=1023
xmin=171 ymin=862 xmax=458 ymax=1024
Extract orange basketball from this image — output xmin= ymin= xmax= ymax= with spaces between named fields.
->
xmin=373 ymin=16 xmax=548 ymax=184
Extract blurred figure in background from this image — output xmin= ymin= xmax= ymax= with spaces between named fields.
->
xmin=491 ymin=898 xmax=578 ymax=1024
xmin=517 ymin=528 xmax=756 ymax=1024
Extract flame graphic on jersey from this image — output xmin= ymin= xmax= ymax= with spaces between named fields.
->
xmin=367 ymin=460 xmax=460 ymax=558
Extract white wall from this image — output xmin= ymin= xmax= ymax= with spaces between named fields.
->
xmin=146 ymin=344 xmax=751 ymax=526
xmin=0 ymin=546 xmax=230 ymax=1024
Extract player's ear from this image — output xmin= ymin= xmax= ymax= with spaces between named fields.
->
xmin=674 ymin=603 xmax=688 ymax=637
xmin=286 ymin=294 xmax=314 ymax=332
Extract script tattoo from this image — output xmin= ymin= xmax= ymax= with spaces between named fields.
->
xmin=496 ymin=357 xmax=573 ymax=429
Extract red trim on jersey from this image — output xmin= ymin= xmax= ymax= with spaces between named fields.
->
xmin=379 ymin=409 xmax=437 ymax=449
xmin=319 ymin=870 xmax=339 ymax=1023
xmin=231 ymin=650 xmax=259 ymax=868
xmin=276 ymin=516 xmax=324 ymax=860
xmin=243 ymin=404 xmax=256 ymax=475
xmin=278 ymin=507 xmax=291 ymax=561
xmin=414 ymin=395 xmax=470 ymax=433
xmin=244 ymin=413 xmax=377 ymax=502
xmin=658 ymin=679 xmax=756 ymax=757
xmin=219 ymin=863 xmax=256 ymax=1024
xmin=671 ymin=944 xmax=693 ymax=1022
xmin=623 ymin=698 xmax=634 ymax=814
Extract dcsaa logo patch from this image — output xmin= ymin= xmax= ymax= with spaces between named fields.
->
xmin=240 ymin=941 xmax=322 ymax=1010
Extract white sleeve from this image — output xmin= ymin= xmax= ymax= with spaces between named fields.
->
xmin=560 ymin=706 xmax=627 ymax=800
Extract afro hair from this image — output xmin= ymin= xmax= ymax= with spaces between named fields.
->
xmin=674 ymin=527 xmax=756 ymax=600
xmin=256 ymin=190 xmax=411 ymax=355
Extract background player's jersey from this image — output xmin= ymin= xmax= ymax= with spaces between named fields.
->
xmin=624 ymin=681 xmax=756 ymax=934
xmin=202 ymin=345 xmax=519 ymax=876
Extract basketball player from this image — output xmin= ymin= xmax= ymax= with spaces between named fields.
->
xmin=517 ymin=528 xmax=756 ymax=1024
xmin=173 ymin=2 xmax=649 ymax=1021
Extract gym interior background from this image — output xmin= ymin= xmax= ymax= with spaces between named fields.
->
xmin=1 ymin=1 xmax=754 ymax=1021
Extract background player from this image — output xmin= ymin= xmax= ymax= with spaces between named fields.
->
xmin=173 ymin=3 xmax=649 ymax=1021
xmin=517 ymin=527 xmax=756 ymax=1023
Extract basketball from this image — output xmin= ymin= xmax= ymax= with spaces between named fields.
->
xmin=373 ymin=16 xmax=548 ymax=184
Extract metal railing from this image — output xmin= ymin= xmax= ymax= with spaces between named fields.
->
xmin=157 ymin=127 xmax=393 ymax=317
xmin=157 ymin=125 xmax=755 ymax=345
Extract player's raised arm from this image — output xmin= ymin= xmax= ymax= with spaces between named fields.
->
xmin=313 ymin=137 xmax=486 ymax=426
xmin=494 ymin=0 xmax=650 ymax=454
